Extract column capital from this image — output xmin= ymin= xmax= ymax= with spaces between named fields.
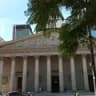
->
xmin=23 ymin=56 xmax=27 ymax=59
xmin=35 ymin=56 xmax=39 ymax=59
xmin=58 ymin=54 xmax=63 ymax=57
xmin=11 ymin=56 xmax=16 ymax=60
xmin=0 ymin=57 xmax=3 ymax=61
xmin=70 ymin=56 xmax=74 ymax=58
xmin=58 ymin=55 xmax=63 ymax=59
xmin=47 ymin=55 xmax=51 ymax=59
xmin=70 ymin=56 xmax=74 ymax=65
xmin=82 ymin=54 xmax=87 ymax=57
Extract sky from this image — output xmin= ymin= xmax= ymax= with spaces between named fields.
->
xmin=0 ymin=1 xmax=71 ymax=41
xmin=0 ymin=0 xmax=28 ymax=41
xmin=0 ymin=1 xmax=95 ymax=41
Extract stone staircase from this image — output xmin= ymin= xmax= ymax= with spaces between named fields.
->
xmin=32 ymin=92 xmax=95 ymax=96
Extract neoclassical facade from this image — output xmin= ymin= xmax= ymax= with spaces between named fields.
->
xmin=0 ymin=34 xmax=95 ymax=93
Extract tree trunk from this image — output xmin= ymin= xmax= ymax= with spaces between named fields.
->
xmin=87 ymin=26 xmax=96 ymax=93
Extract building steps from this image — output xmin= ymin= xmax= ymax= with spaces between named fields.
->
xmin=32 ymin=92 xmax=94 ymax=96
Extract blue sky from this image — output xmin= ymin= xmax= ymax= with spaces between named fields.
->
xmin=0 ymin=0 xmax=28 ymax=41
xmin=0 ymin=1 xmax=71 ymax=41
xmin=0 ymin=1 xmax=95 ymax=41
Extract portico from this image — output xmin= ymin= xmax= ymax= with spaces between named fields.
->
xmin=0 ymin=34 xmax=95 ymax=93
xmin=0 ymin=54 xmax=90 ymax=93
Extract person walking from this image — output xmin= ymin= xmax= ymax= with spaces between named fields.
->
xmin=74 ymin=91 xmax=80 ymax=96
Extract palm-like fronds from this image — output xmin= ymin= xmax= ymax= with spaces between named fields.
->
xmin=27 ymin=0 xmax=64 ymax=31
xmin=59 ymin=18 xmax=87 ymax=55
xmin=26 ymin=0 xmax=96 ymax=55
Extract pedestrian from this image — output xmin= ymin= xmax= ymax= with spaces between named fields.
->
xmin=74 ymin=91 xmax=80 ymax=96
xmin=27 ymin=92 xmax=32 ymax=96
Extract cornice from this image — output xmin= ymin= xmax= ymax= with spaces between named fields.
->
xmin=0 ymin=47 xmax=96 ymax=56
xmin=0 ymin=34 xmax=42 ymax=48
xmin=0 ymin=47 xmax=58 ymax=54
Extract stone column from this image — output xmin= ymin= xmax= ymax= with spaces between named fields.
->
xmin=34 ymin=56 xmax=39 ymax=92
xmin=59 ymin=55 xmax=64 ymax=92
xmin=0 ymin=58 xmax=3 ymax=91
xmin=22 ymin=56 xmax=27 ymax=92
xmin=9 ymin=57 xmax=16 ymax=92
xmin=47 ymin=56 xmax=51 ymax=92
xmin=70 ymin=57 xmax=76 ymax=91
xmin=82 ymin=55 xmax=89 ymax=91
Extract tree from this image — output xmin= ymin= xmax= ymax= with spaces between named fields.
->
xmin=26 ymin=0 xmax=96 ymax=92
xmin=27 ymin=0 xmax=96 ymax=53
xmin=27 ymin=0 xmax=64 ymax=32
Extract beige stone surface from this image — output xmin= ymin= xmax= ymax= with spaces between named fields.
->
xmin=0 ymin=34 xmax=94 ymax=92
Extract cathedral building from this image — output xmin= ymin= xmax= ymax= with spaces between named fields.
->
xmin=0 ymin=25 xmax=95 ymax=93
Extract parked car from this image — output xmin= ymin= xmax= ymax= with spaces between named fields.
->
xmin=6 ymin=92 xmax=23 ymax=96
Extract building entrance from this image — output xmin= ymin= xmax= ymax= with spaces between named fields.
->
xmin=88 ymin=74 xmax=94 ymax=92
xmin=51 ymin=75 xmax=59 ymax=92
xmin=17 ymin=77 xmax=22 ymax=92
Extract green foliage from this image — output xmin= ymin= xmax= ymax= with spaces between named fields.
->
xmin=26 ymin=0 xmax=96 ymax=55
xmin=59 ymin=20 xmax=87 ymax=55
xmin=59 ymin=24 xmax=79 ymax=56
xmin=27 ymin=0 xmax=64 ymax=31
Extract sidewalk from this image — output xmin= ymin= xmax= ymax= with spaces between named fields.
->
xmin=32 ymin=92 xmax=95 ymax=96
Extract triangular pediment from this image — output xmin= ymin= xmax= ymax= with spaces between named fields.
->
xmin=0 ymin=34 xmax=60 ymax=49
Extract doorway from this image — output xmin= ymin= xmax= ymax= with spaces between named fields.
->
xmin=17 ymin=77 xmax=22 ymax=92
xmin=88 ymin=74 xmax=94 ymax=92
xmin=51 ymin=75 xmax=59 ymax=92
